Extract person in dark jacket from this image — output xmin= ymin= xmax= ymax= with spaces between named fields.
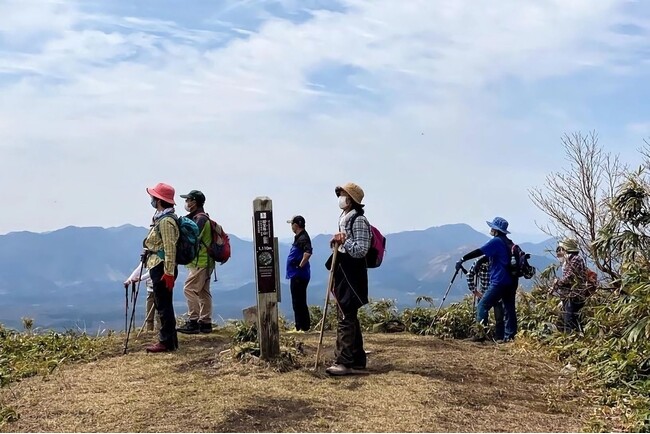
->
xmin=285 ymin=215 xmax=313 ymax=332
xmin=326 ymin=182 xmax=371 ymax=376
xmin=455 ymin=217 xmax=518 ymax=342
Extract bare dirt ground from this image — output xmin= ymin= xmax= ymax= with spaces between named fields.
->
xmin=1 ymin=331 xmax=589 ymax=432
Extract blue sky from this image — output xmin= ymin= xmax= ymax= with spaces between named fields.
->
xmin=0 ymin=0 xmax=649 ymax=242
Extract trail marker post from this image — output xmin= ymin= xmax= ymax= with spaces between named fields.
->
xmin=252 ymin=197 xmax=280 ymax=360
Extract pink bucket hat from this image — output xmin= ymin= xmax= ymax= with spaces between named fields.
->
xmin=146 ymin=182 xmax=176 ymax=205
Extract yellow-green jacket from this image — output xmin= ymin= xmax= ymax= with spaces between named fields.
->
xmin=185 ymin=208 xmax=215 ymax=270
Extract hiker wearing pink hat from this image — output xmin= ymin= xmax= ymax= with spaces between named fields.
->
xmin=146 ymin=182 xmax=176 ymax=205
xmin=143 ymin=182 xmax=179 ymax=353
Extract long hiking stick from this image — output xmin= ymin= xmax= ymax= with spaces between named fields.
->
xmin=136 ymin=299 xmax=156 ymax=339
xmin=314 ymin=248 xmax=339 ymax=370
xmin=472 ymin=271 xmax=479 ymax=318
xmin=472 ymin=294 xmax=477 ymax=318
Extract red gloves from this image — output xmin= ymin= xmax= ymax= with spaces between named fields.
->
xmin=161 ymin=273 xmax=175 ymax=291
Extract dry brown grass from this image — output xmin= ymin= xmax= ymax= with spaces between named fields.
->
xmin=1 ymin=330 xmax=591 ymax=432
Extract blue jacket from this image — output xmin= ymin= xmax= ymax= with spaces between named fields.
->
xmin=286 ymin=230 xmax=312 ymax=280
xmin=480 ymin=235 xmax=514 ymax=287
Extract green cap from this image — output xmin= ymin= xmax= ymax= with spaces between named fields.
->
xmin=180 ymin=190 xmax=205 ymax=205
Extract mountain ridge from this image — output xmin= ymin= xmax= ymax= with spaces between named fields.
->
xmin=0 ymin=223 xmax=556 ymax=330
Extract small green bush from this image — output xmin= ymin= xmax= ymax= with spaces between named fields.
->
xmin=0 ymin=325 xmax=112 ymax=388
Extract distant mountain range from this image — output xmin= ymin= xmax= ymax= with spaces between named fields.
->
xmin=0 ymin=223 xmax=557 ymax=331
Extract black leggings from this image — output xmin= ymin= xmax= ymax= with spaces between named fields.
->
xmin=150 ymin=263 xmax=179 ymax=349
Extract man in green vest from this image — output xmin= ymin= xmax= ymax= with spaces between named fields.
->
xmin=177 ymin=190 xmax=215 ymax=334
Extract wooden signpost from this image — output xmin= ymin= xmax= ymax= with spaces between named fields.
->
xmin=252 ymin=197 xmax=280 ymax=360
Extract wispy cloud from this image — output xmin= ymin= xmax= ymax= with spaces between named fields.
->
xmin=1 ymin=0 xmax=649 ymax=238
xmin=626 ymin=122 xmax=650 ymax=136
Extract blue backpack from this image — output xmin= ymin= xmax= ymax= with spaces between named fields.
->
xmin=157 ymin=215 xmax=200 ymax=265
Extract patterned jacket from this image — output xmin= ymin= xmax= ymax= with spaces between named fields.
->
xmin=553 ymin=253 xmax=587 ymax=300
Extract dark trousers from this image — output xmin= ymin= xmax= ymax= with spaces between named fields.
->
xmin=477 ymin=282 xmax=517 ymax=340
xmin=561 ymin=299 xmax=585 ymax=333
xmin=335 ymin=307 xmax=366 ymax=368
xmin=150 ymin=263 xmax=178 ymax=350
xmin=290 ymin=276 xmax=311 ymax=331
xmin=492 ymin=301 xmax=505 ymax=341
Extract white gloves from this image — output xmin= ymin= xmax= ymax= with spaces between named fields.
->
xmin=124 ymin=263 xmax=150 ymax=286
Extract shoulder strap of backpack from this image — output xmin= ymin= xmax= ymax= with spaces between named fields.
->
xmin=197 ymin=212 xmax=221 ymax=232
xmin=497 ymin=235 xmax=513 ymax=252
xmin=347 ymin=212 xmax=360 ymax=232
xmin=152 ymin=215 xmax=178 ymax=260
xmin=155 ymin=214 xmax=178 ymax=234
xmin=346 ymin=212 xmax=370 ymax=238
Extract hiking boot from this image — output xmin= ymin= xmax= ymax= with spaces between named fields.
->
xmin=325 ymin=364 xmax=352 ymax=376
xmin=496 ymin=338 xmax=514 ymax=344
xmin=145 ymin=342 xmax=171 ymax=353
xmin=199 ymin=322 xmax=213 ymax=334
xmin=177 ymin=320 xmax=200 ymax=334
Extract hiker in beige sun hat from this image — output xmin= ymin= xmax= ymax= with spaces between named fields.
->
xmin=335 ymin=182 xmax=365 ymax=207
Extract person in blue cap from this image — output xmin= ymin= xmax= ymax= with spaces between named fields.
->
xmin=455 ymin=217 xmax=518 ymax=342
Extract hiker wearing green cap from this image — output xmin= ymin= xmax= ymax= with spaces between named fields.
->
xmin=455 ymin=217 xmax=518 ymax=342
xmin=552 ymin=238 xmax=587 ymax=333
xmin=177 ymin=190 xmax=215 ymax=335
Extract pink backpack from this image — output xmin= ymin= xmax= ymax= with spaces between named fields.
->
xmin=348 ymin=214 xmax=386 ymax=268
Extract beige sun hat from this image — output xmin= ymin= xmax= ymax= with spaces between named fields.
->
xmin=559 ymin=238 xmax=579 ymax=253
xmin=335 ymin=182 xmax=365 ymax=206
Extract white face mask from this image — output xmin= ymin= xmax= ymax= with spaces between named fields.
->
xmin=338 ymin=196 xmax=349 ymax=209
xmin=184 ymin=203 xmax=192 ymax=212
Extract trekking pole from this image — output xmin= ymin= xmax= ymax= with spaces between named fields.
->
xmin=472 ymin=294 xmax=477 ymax=318
xmin=472 ymin=272 xmax=479 ymax=317
xmin=429 ymin=265 xmax=466 ymax=328
xmin=314 ymin=247 xmax=339 ymax=370
xmin=123 ymin=255 xmax=146 ymax=355
xmin=136 ymin=301 xmax=156 ymax=339
xmin=124 ymin=283 xmax=129 ymax=335
xmin=123 ymin=282 xmax=139 ymax=354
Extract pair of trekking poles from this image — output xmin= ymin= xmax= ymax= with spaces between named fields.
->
xmin=123 ymin=251 xmax=149 ymax=355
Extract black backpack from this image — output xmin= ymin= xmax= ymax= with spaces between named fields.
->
xmin=510 ymin=243 xmax=537 ymax=279
xmin=503 ymin=238 xmax=536 ymax=279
